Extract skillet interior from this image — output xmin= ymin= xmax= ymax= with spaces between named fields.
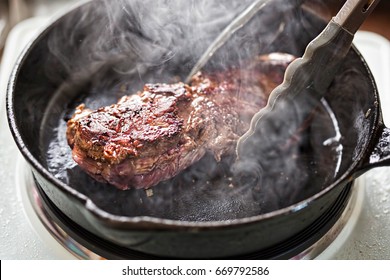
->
xmin=9 ymin=0 xmax=377 ymax=222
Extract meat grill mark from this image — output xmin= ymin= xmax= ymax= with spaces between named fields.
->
xmin=66 ymin=53 xmax=295 ymax=189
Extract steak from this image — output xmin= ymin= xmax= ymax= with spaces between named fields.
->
xmin=66 ymin=53 xmax=295 ymax=189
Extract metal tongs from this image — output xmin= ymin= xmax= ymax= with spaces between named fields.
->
xmin=234 ymin=0 xmax=380 ymax=164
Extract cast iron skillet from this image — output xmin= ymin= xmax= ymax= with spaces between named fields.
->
xmin=6 ymin=0 xmax=390 ymax=258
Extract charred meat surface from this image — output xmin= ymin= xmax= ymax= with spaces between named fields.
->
xmin=66 ymin=53 xmax=295 ymax=189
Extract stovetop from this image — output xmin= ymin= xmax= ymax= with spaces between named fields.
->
xmin=1 ymin=16 xmax=390 ymax=259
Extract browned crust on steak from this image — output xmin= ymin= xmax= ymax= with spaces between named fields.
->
xmin=66 ymin=53 xmax=295 ymax=189
xmin=68 ymin=83 xmax=193 ymax=164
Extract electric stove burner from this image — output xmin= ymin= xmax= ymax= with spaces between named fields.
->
xmin=19 ymin=158 xmax=361 ymax=260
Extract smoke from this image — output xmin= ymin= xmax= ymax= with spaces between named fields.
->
xmin=45 ymin=0 xmax=256 ymax=97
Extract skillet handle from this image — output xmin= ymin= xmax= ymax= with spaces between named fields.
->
xmin=356 ymin=125 xmax=390 ymax=176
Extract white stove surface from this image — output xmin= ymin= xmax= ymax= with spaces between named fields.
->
xmin=1 ymin=16 xmax=390 ymax=260
xmin=0 ymin=17 xmax=77 ymax=259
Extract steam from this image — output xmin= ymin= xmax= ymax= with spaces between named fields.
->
xmin=46 ymin=0 xmax=256 ymax=93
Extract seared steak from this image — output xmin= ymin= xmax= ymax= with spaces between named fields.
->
xmin=66 ymin=53 xmax=295 ymax=189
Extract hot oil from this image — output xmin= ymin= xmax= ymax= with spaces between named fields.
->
xmin=43 ymin=81 xmax=343 ymax=221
